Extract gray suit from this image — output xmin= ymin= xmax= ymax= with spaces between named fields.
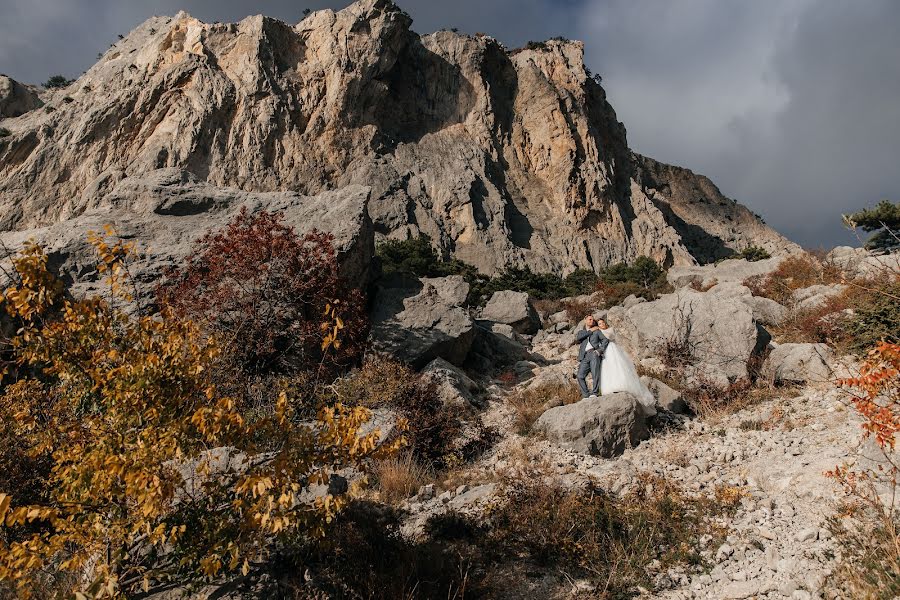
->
xmin=574 ymin=328 xmax=609 ymax=397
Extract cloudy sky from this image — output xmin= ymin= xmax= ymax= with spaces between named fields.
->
xmin=1 ymin=0 xmax=897 ymax=248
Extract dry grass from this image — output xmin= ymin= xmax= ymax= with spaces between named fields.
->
xmin=507 ymin=382 xmax=582 ymax=434
xmin=372 ymin=454 xmax=433 ymax=505
xmin=743 ymin=253 xmax=844 ymax=304
xmin=828 ymin=501 xmax=900 ymax=599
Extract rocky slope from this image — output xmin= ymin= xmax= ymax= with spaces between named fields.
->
xmin=0 ymin=0 xmax=796 ymax=276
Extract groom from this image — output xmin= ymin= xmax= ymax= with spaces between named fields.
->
xmin=574 ymin=315 xmax=610 ymax=399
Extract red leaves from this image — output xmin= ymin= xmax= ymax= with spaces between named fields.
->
xmin=157 ymin=209 xmax=367 ymax=378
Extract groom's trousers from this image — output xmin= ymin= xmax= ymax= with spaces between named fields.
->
xmin=576 ymin=352 xmax=602 ymax=397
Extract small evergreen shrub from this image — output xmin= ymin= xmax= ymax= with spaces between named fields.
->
xmin=738 ymin=246 xmax=771 ymax=262
xmin=843 ymin=199 xmax=900 ymax=251
xmin=42 ymin=74 xmax=72 ymax=88
xmin=0 ymin=128 xmax=9 ymax=138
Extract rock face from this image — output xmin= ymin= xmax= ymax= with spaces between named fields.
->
xmin=0 ymin=76 xmax=43 ymax=118
xmin=0 ymin=0 xmax=795 ymax=276
xmin=0 ymin=172 xmax=374 ymax=295
xmin=607 ymin=287 xmax=766 ymax=382
xmin=534 ymin=392 xmax=650 ymax=457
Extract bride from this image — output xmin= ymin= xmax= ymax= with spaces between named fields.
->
xmin=597 ymin=317 xmax=657 ymax=415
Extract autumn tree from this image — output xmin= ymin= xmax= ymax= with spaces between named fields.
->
xmin=828 ymin=341 xmax=900 ymax=596
xmin=157 ymin=210 xmax=367 ymax=402
xmin=0 ymin=231 xmax=401 ymax=598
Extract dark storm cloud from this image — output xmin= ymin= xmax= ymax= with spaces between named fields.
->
xmin=1 ymin=0 xmax=897 ymax=247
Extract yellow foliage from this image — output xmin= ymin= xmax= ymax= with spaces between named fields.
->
xmin=0 ymin=233 xmax=400 ymax=597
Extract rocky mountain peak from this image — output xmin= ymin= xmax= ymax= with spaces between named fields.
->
xmin=0 ymin=0 xmax=797 ymax=274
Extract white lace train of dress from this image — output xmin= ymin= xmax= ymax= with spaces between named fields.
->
xmin=599 ymin=328 xmax=657 ymax=415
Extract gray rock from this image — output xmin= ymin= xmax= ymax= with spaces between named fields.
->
xmin=764 ymin=343 xmax=835 ymax=385
xmin=667 ymin=257 xmax=786 ymax=289
xmin=708 ymin=281 xmax=788 ymax=325
xmin=548 ymin=310 xmax=569 ymax=325
xmin=479 ymin=290 xmax=541 ymax=335
xmin=420 ymin=275 xmax=470 ymax=306
xmin=792 ymin=283 xmax=848 ymax=310
xmin=0 ymin=75 xmax=43 ymax=118
xmin=641 ymin=375 xmax=689 ymax=414
xmin=827 ymin=246 xmax=900 ymax=278
xmin=796 ymin=528 xmax=818 ymax=542
xmin=622 ymin=294 xmax=646 ymax=308
xmin=447 ymin=483 xmax=497 ymax=510
xmin=422 ymin=358 xmax=482 ymax=408
xmin=607 ymin=286 xmax=765 ymax=382
xmin=370 ymin=277 xmax=475 ymax=368
xmin=533 ymin=392 xmax=650 ymax=457
xmin=466 ymin=321 xmax=529 ymax=373
xmin=721 ymin=580 xmax=760 ymax=599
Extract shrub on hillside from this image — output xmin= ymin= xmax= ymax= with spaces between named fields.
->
xmin=596 ymin=255 xmax=671 ymax=307
xmin=42 ymin=74 xmax=72 ymax=89
xmin=332 ymin=356 xmax=461 ymax=469
xmin=158 ymin=209 xmax=367 ymax=388
xmin=0 ymin=128 xmax=9 ymax=138
xmin=738 ymin=246 xmax=771 ymax=262
xmin=375 ymin=235 xmax=598 ymax=304
xmin=0 ymin=234 xmax=397 ymax=598
xmin=376 ymin=234 xmax=475 ymax=280
xmin=743 ymin=253 xmax=843 ymax=304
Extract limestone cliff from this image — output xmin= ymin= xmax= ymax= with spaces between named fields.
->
xmin=0 ymin=0 xmax=797 ymax=274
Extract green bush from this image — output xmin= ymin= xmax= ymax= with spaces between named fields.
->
xmin=0 ymin=128 xmax=9 ymax=138
xmin=596 ymin=256 xmax=671 ymax=307
xmin=43 ymin=75 xmax=72 ymax=89
xmin=739 ymin=246 xmax=771 ymax=262
xmin=376 ymin=235 xmax=476 ymax=280
xmin=375 ymin=236 xmax=598 ymax=305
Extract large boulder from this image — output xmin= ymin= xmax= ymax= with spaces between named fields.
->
xmin=764 ymin=343 xmax=835 ymax=385
xmin=667 ymin=257 xmax=785 ymax=289
xmin=641 ymin=376 xmax=689 ymax=414
xmin=534 ymin=392 xmax=650 ymax=457
xmin=0 ymin=75 xmax=43 ymax=118
xmin=464 ymin=321 xmax=530 ymax=374
xmin=479 ymin=290 xmax=541 ymax=335
xmin=708 ymin=281 xmax=787 ymax=326
xmin=791 ymin=284 xmax=848 ymax=310
xmin=607 ymin=287 xmax=765 ymax=382
xmin=370 ymin=276 xmax=475 ymax=369
xmin=422 ymin=358 xmax=483 ymax=408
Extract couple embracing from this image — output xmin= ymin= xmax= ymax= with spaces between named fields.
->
xmin=574 ymin=315 xmax=655 ymax=411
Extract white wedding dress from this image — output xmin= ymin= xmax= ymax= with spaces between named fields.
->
xmin=599 ymin=327 xmax=657 ymax=415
